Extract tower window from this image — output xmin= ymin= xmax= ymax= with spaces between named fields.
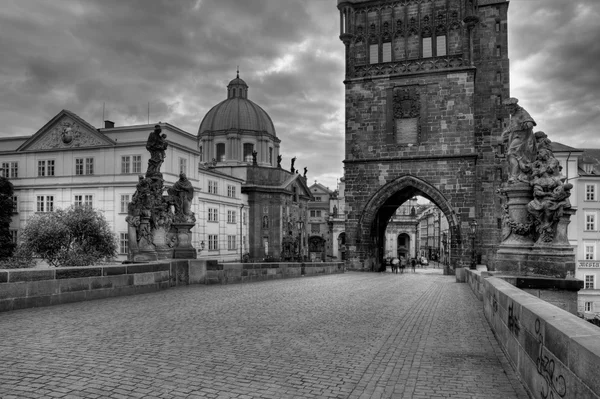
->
xmin=496 ymin=46 xmax=502 ymax=57
xmin=436 ymin=35 xmax=447 ymax=56
xmin=243 ymin=143 xmax=254 ymax=163
xmin=369 ymin=44 xmax=378 ymax=64
xmin=382 ymin=42 xmax=392 ymax=62
xmin=216 ymin=143 xmax=226 ymax=162
xmin=422 ymin=37 xmax=432 ymax=58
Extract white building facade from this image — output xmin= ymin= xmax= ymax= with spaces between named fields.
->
xmin=1 ymin=109 xmax=248 ymax=263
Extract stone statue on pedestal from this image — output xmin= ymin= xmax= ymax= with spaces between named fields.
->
xmin=496 ymin=100 xmax=575 ymax=277
xmin=146 ymin=125 xmax=168 ymax=177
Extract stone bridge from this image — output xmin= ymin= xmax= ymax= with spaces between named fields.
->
xmin=0 ymin=262 xmax=599 ymax=398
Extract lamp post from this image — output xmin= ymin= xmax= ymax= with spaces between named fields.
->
xmin=469 ymin=220 xmax=478 ymax=270
xmin=297 ymin=220 xmax=304 ymax=261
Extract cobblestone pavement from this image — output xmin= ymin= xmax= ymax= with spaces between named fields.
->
xmin=0 ymin=269 xmax=530 ymax=399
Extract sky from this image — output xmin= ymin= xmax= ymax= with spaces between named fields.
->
xmin=1 ymin=0 xmax=599 ymax=190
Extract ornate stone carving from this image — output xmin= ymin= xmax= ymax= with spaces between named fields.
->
xmin=393 ymin=87 xmax=419 ymax=118
xmin=352 ymin=55 xmax=466 ymax=78
xmin=29 ymin=119 xmax=106 ymax=150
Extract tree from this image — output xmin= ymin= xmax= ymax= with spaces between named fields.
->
xmin=0 ymin=176 xmax=16 ymax=260
xmin=20 ymin=206 xmax=118 ymax=267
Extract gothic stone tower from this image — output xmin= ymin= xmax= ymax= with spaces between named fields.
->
xmin=338 ymin=0 xmax=509 ymax=272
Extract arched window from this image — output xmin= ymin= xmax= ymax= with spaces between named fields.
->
xmin=263 ymin=215 xmax=269 ymax=228
xmin=199 ymin=146 xmax=203 ymax=162
xmin=269 ymin=147 xmax=273 ymax=165
xmin=243 ymin=143 xmax=254 ymax=163
xmin=216 ymin=143 xmax=226 ymax=162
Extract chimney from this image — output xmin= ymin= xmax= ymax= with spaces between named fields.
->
xmin=104 ymin=120 xmax=115 ymax=129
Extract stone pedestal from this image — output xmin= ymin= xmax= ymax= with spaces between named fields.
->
xmin=172 ymin=223 xmax=197 ymax=259
xmin=133 ymin=217 xmax=158 ymax=262
xmin=153 ymin=227 xmax=173 ymax=260
xmin=496 ymin=184 xmax=576 ymax=278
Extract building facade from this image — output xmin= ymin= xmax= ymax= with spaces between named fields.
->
xmin=1 ymin=109 xmax=248 ymax=263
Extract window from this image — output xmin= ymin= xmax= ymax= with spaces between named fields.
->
xmin=86 ymin=158 xmax=94 ymax=175
xmin=586 ymin=184 xmax=596 ymax=201
xmin=208 ymin=207 xmax=218 ymax=222
xmin=120 ymin=194 xmax=131 ymax=213
xmin=586 ymin=213 xmax=596 ymax=231
xmin=208 ymin=180 xmax=218 ymax=195
xmin=179 ymin=158 xmax=187 ymax=175
xmin=199 ymin=146 xmax=203 ymax=163
xmin=227 ymin=210 xmax=236 ymax=224
xmin=292 ymin=186 xmax=298 ymax=203
xmin=243 ymin=143 xmax=254 ymax=163
xmin=310 ymin=210 xmax=322 ymax=217
xmin=10 ymin=229 xmax=18 ymax=244
xmin=1 ymin=162 xmax=18 ymax=178
xmin=585 ymin=302 xmax=593 ymax=312
xmin=74 ymin=195 xmax=93 ymax=208
xmin=382 ymin=42 xmax=392 ymax=62
xmin=585 ymin=275 xmax=595 ymax=289
xmin=11 ymin=196 xmax=17 ymax=213
xmin=496 ymin=72 xmax=502 ymax=83
xmin=369 ymin=44 xmax=378 ymax=64
xmin=227 ymin=185 xmax=236 ymax=198
xmin=38 ymin=160 xmax=55 ymax=177
xmin=76 ymin=158 xmax=94 ymax=175
xmin=121 ymin=156 xmax=130 ymax=174
xmin=436 ymin=35 xmax=446 ymax=56
xmin=422 ymin=37 xmax=432 ymax=58
xmin=495 ymin=21 xmax=501 ymax=32
xmin=269 ymin=147 xmax=273 ymax=166
xmin=314 ymin=196 xmax=322 ymax=202
xmin=119 ymin=233 xmax=129 ymax=255
xmin=36 ymin=195 xmax=54 ymax=212
xmin=132 ymin=155 xmax=142 ymax=174
xmin=208 ymin=234 xmax=218 ymax=251
xmin=227 ymin=235 xmax=237 ymax=250
xmin=496 ymin=46 xmax=502 ymax=57
xmin=243 ymin=211 xmax=247 ymax=225
xmin=585 ymin=244 xmax=595 ymax=260
xmin=122 ymin=155 xmax=142 ymax=174
xmin=216 ymin=143 xmax=226 ymax=162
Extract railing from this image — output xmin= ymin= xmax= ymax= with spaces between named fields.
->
xmin=578 ymin=260 xmax=600 ymax=269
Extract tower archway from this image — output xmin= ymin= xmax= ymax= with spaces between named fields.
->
xmin=355 ymin=175 xmax=463 ymax=273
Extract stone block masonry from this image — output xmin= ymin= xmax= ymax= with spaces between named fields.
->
xmin=0 ymin=261 xmax=344 ymax=312
xmin=463 ymin=269 xmax=600 ymax=399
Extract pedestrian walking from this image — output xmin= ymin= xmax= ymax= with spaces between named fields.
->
xmin=411 ymin=258 xmax=416 ymax=273
xmin=392 ymin=257 xmax=399 ymax=274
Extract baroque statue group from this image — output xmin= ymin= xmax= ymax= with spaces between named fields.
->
xmin=499 ymin=98 xmax=573 ymax=248
xmin=125 ymin=125 xmax=197 ymax=262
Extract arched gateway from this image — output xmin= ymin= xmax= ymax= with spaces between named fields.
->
xmin=357 ymin=175 xmax=460 ymax=271
xmin=337 ymin=0 xmax=511 ymax=273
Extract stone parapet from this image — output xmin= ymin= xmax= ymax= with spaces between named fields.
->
xmin=463 ymin=269 xmax=600 ymax=399
xmin=0 ymin=261 xmax=345 ymax=313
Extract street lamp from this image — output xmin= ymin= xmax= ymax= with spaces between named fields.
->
xmin=297 ymin=220 xmax=304 ymax=261
xmin=469 ymin=220 xmax=478 ymax=270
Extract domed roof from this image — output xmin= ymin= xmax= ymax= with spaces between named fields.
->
xmin=198 ymin=73 xmax=276 ymax=137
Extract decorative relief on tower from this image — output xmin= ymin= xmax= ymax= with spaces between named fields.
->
xmin=392 ymin=87 xmax=420 ymax=145
xmin=29 ymin=119 xmax=106 ymax=150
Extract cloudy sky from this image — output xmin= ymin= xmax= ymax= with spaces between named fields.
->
xmin=1 ymin=0 xmax=599 ymax=190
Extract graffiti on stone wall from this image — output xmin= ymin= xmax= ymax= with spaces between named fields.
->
xmin=507 ymin=302 xmax=520 ymax=337
xmin=535 ymin=319 xmax=566 ymax=398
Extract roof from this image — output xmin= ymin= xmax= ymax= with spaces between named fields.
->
xmin=580 ymin=149 xmax=600 ymax=176
xmin=198 ymin=98 xmax=276 ymax=136
xmin=551 ymin=142 xmax=582 ymax=153
xmin=198 ymin=74 xmax=276 ymax=137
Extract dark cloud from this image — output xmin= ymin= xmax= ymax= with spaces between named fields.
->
xmin=1 ymin=0 xmax=598 ymax=187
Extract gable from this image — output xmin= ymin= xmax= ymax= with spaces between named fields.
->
xmin=17 ymin=110 xmax=115 ymax=151
xmin=285 ymin=176 xmax=313 ymax=200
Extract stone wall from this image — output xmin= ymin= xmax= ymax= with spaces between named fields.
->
xmin=463 ymin=269 xmax=600 ymax=399
xmin=0 ymin=261 xmax=345 ymax=313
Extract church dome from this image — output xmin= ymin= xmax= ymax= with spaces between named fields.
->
xmin=198 ymin=73 xmax=276 ymax=137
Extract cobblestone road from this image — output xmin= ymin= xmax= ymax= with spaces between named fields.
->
xmin=0 ymin=269 xmax=529 ymax=399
